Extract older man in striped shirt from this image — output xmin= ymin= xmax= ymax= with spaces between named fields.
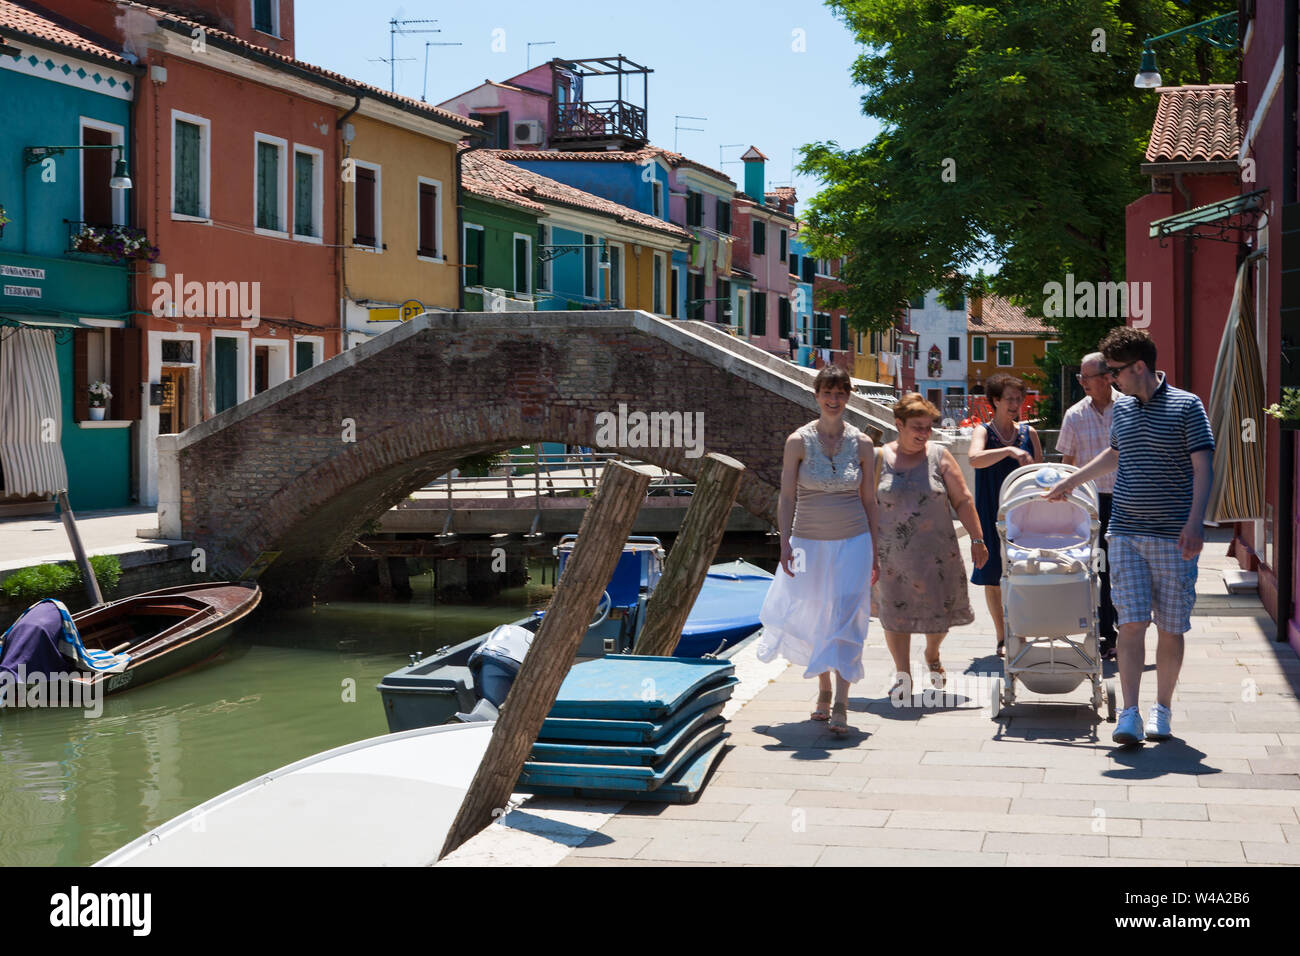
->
xmin=1047 ymin=328 xmax=1213 ymax=747
xmin=1057 ymin=352 xmax=1121 ymax=660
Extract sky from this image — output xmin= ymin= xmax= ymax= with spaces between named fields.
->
xmin=293 ymin=0 xmax=883 ymax=214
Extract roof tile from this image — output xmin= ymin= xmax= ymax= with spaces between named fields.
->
xmin=1144 ymin=84 xmax=1239 ymax=163
xmin=0 ymin=1 xmax=129 ymax=65
xmin=968 ymin=296 xmax=1053 ymax=334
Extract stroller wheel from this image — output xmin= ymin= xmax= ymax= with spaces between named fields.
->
xmin=989 ymin=677 xmax=1004 ymax=720
xmin=1105 ymin=680 xmax=1117 ymax=722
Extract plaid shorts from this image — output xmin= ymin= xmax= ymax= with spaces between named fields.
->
xmin=1106 ymin=533 xmax=1199 ymax=634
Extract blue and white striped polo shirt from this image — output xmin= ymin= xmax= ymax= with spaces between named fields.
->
xmin=1109 ymin=372 xmax=1215 ymax=539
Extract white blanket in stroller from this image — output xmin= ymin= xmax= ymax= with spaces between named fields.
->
xmin=1005 ymin=500 xmax=1093 ymax=575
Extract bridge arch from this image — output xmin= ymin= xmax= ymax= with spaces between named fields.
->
xmin=157 ymin=311 xmax=894 ymax=601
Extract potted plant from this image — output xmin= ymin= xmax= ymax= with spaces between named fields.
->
xmin=72 ymin=224 xmax=160 ymax=263
xmin=1265 ymin=387 xmax=1300 ymax=431
xmin=88 ymin=381 xmax=112 ymax=421
xmin=0 ymin=204 xmax=9 ymax=239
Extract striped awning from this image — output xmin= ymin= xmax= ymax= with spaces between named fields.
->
xmin=0 ymin=325 xmax=68 ymax=497
xmin=1207 ymin=262 xmax=1265 ymax=521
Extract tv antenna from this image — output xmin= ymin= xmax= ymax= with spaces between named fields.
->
xmin=719 ymin=143 xmax=745 ymax=166
xmin=371 ymin=18 xmax=442 ymax=93
xmin=423 ymin=40 xmax=464 ymax=102
xmin=674 ymin=115 xmax=706 ymax=153
xmin=527 ymin=41 xmax=556 ymax=70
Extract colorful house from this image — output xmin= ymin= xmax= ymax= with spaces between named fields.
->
xmin=730 ymin=147 xmax=797 ymax=358
xmin=965 ymin=295 xmax=1054 ymax=416
xmin=787 ymin=232 xmax=814 ymax=360
xmin=908 ymin=288 xmax=970 ymax=417
xmin=0 ymin=4 xmax=140 ymax=513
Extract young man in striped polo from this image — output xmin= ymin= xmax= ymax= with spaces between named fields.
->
xmin=1046 ymin=327 xmax=1214 ymax=746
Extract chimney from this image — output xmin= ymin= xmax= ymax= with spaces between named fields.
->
xmin=970 ymin=296 xmax=983 ymax=323
xmin=740 ymin=146 xmax=768 ymax=204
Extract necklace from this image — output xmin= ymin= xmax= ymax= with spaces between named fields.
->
xmin=816 ymin=424 xmax=845 ymax=472
xmin=989 ymin=418 xmax=1017 ymax=446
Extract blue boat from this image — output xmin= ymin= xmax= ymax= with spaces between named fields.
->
xmin=376 ymin=537 xmax=772 ymax=732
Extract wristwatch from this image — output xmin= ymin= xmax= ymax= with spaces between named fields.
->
xmin=971 ymin=538 xmax=985 ymax=546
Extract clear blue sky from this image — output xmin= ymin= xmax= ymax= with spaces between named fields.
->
xmin=293 ymin=0 xmax=882 ymax=213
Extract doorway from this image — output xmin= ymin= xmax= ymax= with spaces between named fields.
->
xmin=158 ymin=367 xmax=192 ymax=434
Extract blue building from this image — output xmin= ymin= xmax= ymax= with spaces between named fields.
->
xmin=0 ymin=10 xmax=142 ymax=513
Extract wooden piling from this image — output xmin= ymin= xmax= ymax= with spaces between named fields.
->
xmin=439 ymin=460 xmax=650 ymax=859
xmin=57 ymin=490 xmax=103 ymax=607
xmin=633 ymin=453 xmax=745 ymax=657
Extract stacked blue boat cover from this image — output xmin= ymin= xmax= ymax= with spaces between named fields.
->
xmin=517 ymin=656 xmax=736 ymax=803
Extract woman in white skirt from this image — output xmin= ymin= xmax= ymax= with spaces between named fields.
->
xmin=757 ymin=364 xmax=880 ymax=735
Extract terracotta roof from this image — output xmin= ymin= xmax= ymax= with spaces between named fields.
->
xmin=968 ymin=296 xmax=1053 ymax=334
xmin=464 ymin=149 xmax=692 ymax=241
xmin=0 ymin=1 xmax=130 ymax=65
xmin=740 ymin=146 xmax=768 ymax=162
xmin=109 ymin=1 xmax=480 ymax=133
xmin=1144 ymin=85 xmax=1239 ymax=163
xmin=766 ymin=186 xmax=797 ymax=204
xmin=492 ymin=146 xmax=734 ymax=185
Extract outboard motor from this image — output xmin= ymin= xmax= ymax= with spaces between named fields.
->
xmin=467 ymin=623 xmax=535 ymax=708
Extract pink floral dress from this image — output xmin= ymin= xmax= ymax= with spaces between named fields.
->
xmin=870 ymin=442 xmax=974 ymax=633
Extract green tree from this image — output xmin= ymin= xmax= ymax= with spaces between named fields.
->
xmin=799 ymin=0 xmax=1238 ymax=368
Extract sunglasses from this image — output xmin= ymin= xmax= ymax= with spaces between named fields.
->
xmin=1104 ymin=360 xmax=1137 ymax=377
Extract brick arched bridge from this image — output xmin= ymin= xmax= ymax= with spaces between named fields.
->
xmin=156 ymin=311 xmax=896 ymax=602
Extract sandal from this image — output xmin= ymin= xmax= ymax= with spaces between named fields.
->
xmin=996 ymin=640 xmax=1006 ymax=659
xmin=925 ymin=656 xmax=946 ymax=690
xmin=811 ymin=690 xmax=832 ymax=721
xmin=828 ymin=701 xmax=849 ymax=736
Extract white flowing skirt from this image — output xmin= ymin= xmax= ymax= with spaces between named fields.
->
xmin=756 ymin=532 xmax=872 ymax=684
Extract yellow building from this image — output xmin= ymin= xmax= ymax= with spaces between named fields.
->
xmin=850 ymin=325 xmax=904 ymax=388
xmin=967 ymin=295 xmax=1057 ymax=402
xmin=340 ymin=98 xmax=481 ymax=347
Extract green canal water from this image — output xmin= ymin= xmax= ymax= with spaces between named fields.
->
xmin=0 ymin=570 xmax=555 ymax=867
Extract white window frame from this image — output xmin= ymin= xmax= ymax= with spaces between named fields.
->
xmin=209 ymin=330 xmax=250 ymax=415
xmin=996 ymin=339 xmax=1014 ymax=367
xmin=606 ymin=241 xmax=624 ymax=307
xmin=351 ymin=158 xmax=382 ymax=253
xmin=462 ymin=222 xmax=485 ymax=289
xmin=170 ymin=109 xmax=211 ymax=224
xmin=1044 ymin=338 xmax=1060 ymax=355
xmin=971 ymin=334 xmax=986 ymax=363
xmin=512 ymin=232 xmax=532 ymax=295
xmin=79 ymin=117 xmax=126 ymax=226
xmin=251 ymin=336 xmax=291 ymax=393
xmin=251 ymin=0 xmax=280 ymax=37
xmin=293 ymin=335 xmax=324 ymax=374
xmin=736 ymin=289 xmax=749 ymax=336
xmin=252 ymin=132 xmax=289 ymax=238
xmin=416 ymin=175 xmax=444 ymax=263
xmin=290 ymin=143 xmax=323 ymax=243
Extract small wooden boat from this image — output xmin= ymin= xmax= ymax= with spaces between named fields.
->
xmin=1 ymin=582 xmax=260 ymax=697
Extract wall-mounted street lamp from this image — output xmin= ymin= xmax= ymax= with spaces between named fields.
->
xmin=23 ymin=144 xmax=133 ymax=189
xmin=1133 ymin=12 xmax=1238 ymax=89
xmin=538 ymin=242 xmax=610 ymax=263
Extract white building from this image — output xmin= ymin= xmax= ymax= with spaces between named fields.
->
xmin=908 ymin=289 xmax=968 ymax=419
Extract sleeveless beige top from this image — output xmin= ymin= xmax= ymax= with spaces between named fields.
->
xmin=792 ymin=421 xmax=870 ymax=541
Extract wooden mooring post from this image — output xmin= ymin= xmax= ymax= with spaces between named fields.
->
xmin=57 ymin=490 xmax=103 ymax=607
xmin=633 ymin=453 xmax=745 ymax=657
xmin=439 ymin=460 xmax=651 ymax=859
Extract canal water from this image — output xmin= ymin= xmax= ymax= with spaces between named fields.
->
xmin=0 ymin=568 xmax=556 ymax=867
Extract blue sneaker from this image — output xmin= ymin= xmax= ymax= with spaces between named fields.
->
xmin=1146 ymin=703 xmax=1173 ymax=740
xmin=1112 ymin=706 xmax=1145 ymax=746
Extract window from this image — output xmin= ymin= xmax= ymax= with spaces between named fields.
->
xmin=714 ymin=279 xmax=730 ymax=323
xmin=814 ymin=312 xmax=831 ymax=348
xmin=254 ymin=134 xmax=287 ymax=234
xmin=537 ymin=224 xmax=550 ymax=292
xmin=670 ymin=266 xmax=679 ymax=318
xmin=468 ymin=111 xmax=510 ymax=148
xmin=778 ymin=297 xmax=791 ymax=338
xmin=1045 ymin=339 xmax=1060 ymax=356
xmin=948 ymin=336 xmax=960 ymax=361
xmin=716 ymin=199 xmax=731 ymax=235
xmin=80 ymin=120 xmax=125 ymax=227
xmin=294 ymin=338 xmax=322 ymax=374
xmin=653 ymin=253 xmax=666 ymax=314
xmin=996 ymin=340 xmax=1014 ymax=367
xmin=779 ymin=229 xmax=787 ymax=262
xmin=583 ymin=233 xmax=595 ymax=298
xmin=689 ymin=273 xmax=705 ymax=320
xmin=971 ymin=335 xmax=986 ymax=363
xmin=353 ymin=162 xmax=380 ymax=247
xmin=171 ymin=112 xmax=210 ymax=220
xmin=857 ymin=330 xmax=864 ymax=354
xmin=292 ymin=146 xmax=322 ymax=240
xmin=463 ymin=223 xmax=485 ymax=286
xmin=608 ymin=243 xmax=623 ymax=306
xmin=751 ymin=292 xmax=767 ymax=336
xmin=789 ymin=253 xmax=799 ymax=276
xmin=752 ymin=220 xmax=766 ymax=255
xmin=840 ymin=316 xmax=850 ymax=349
xmin=686 ymin=190 xmax=702 ymax=227
xmin=417 ymin=178 xmax=442 ymax=259
xmin=252 ymin=0 xmax=277 ymax=35
xmin=213 ymin=335 xmax=240 ymax=413
xmin=652 ymin=180 xmax=664 ymax=218
xmin=513 ymin=233 xmax=531 ymax=295
xmin=909 ymin=294 xmax=925 ymax=310
xmin=801 ymin=258 xmax=815 ymax=284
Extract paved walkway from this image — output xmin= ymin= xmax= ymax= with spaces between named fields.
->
xmin=0 ymin=507 xmax=183 ymax=574
xmin=444 ymin=530 xmax=1300 ymax=867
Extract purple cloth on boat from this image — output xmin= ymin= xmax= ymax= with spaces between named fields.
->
xmin=0 ymin=601 xmax=69 ymax=681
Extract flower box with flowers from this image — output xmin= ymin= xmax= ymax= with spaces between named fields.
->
xmin=71 ymin=224 xmax=160 ymax=263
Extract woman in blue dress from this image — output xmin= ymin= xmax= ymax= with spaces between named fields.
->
xmin=968 ymin=373 xmax=1042 ymax=657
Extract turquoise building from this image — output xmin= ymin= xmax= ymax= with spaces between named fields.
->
xmin=0 ymin=15 xmax=140 ymax=512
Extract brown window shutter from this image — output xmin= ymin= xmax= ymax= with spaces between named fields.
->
xmin=111 ymin=327 xmax=142 ymax=420
xmin=73 ymin=332 xmax=89 ymax=421
xmin=354 ymin=167 xmax=376 ymax=245
xmin=418 ymin=182 xmax=436 ymax=255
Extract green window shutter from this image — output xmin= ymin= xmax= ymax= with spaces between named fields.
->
xmin=214 ymin=338 xmax=238 ymax=412
xmin=295 ymin=341 xmax=314 ymax=374
xmin=972 ymin=337 xmax=985 ymax=362
xmin=294 ymin=152 xmax=314 ymax=236
xmin=536 ymin=224 xmax=548 ymax=291
xmin=840 ymin=316 xmax=849 ymax=348
xmin=464 ymin=227 xmax=483 ymax=285
xmin=753 ymin=220 xmax=765 ymax=255
xmin=752 ymin=292 xmax=767 ymax=336
xmin=256 ymin=141 xmax=279 ymax=231
xmin=174 ymin=121 xmax=201 ymax=217
xmin=514 ymin=236 xmax=529 ymax=293
xmin=779 ymin=230 xmax=787 ymax=262
xmin=583 ymin=234 xmax=595 ymax=297
xmin=253 ymin=0 xmax=274 ymax=32
xmin=778 ymin=298 xmax=791 ymax=338
xmin=610 ymin=245 xmax=621 ymax=305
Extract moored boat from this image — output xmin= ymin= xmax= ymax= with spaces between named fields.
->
xmin=0 ymin=582 xmax=261 ymax=699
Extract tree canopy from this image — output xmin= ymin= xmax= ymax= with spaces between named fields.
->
xmin=799 ymin=0 xmax=1239 ymax=363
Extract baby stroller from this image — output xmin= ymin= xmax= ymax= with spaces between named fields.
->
xmin=988 ymin=464 xmax=1116 ymax=721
